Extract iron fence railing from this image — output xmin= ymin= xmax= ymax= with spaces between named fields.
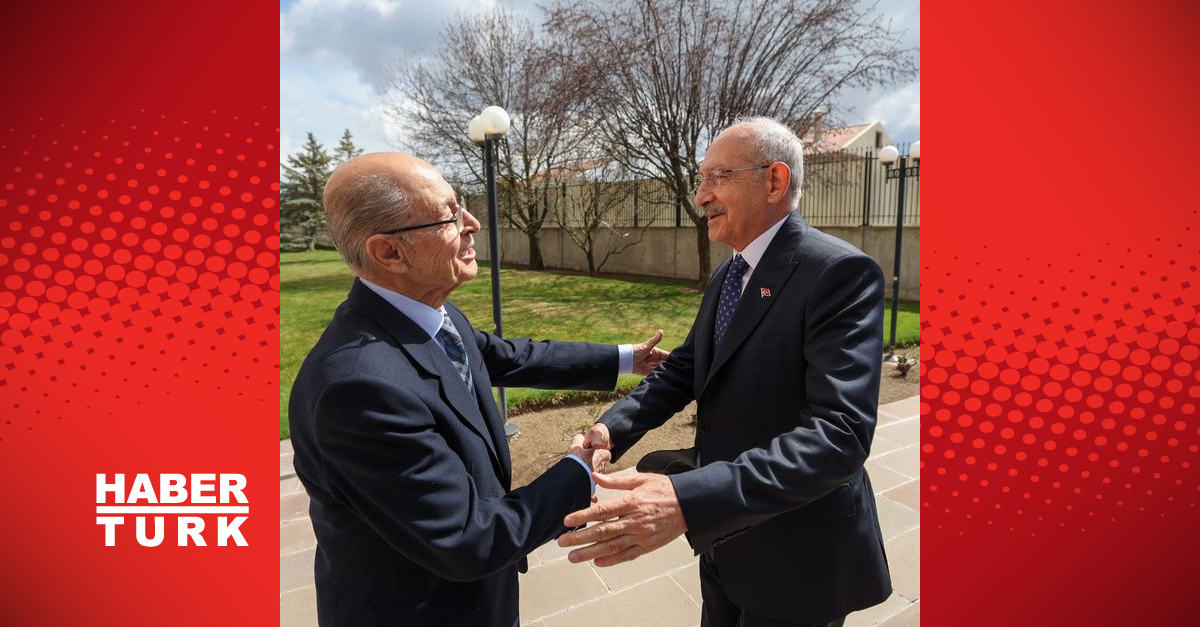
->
xmin=465 ymin=144 xmax=919 ymax=229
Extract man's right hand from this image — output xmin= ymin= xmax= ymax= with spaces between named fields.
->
xmin=583 ymin=423 xmax=611 ymax=453
xmin=569 ymin=434 xmax=611 ymax=473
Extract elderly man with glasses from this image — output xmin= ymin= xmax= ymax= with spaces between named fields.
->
xmin=288 ymin=153 xmax=667 ymax=627
xmin=560 ymin=117 xmax=893 ymax=627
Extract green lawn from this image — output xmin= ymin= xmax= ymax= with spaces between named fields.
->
xmin=280 ymin=249 xmax=920 ymax=439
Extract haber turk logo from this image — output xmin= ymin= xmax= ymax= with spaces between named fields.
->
xmin=95 ymin=474 xmax=250 ymax=547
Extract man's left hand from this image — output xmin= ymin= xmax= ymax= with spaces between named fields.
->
xmin=557 ymin=471 xmax=687 ymax=567
xmin=632 ymin=330 xmax=669 ymax=375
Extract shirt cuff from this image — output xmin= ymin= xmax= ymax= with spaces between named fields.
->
xmin=565 ymin=454 xmax=596 ymax=494
xmin=617 ymin=344 xmax=634 ymax=375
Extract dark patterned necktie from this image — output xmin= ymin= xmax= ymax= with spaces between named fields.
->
xmin=713 ymin=254 xmax=750 ymax=347
xmin=436 ymin=313 xmax=473 ymax=390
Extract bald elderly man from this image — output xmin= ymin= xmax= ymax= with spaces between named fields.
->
xmin=288 ymin=153 xmax=667 ymax=627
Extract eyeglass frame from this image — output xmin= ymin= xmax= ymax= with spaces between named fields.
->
xmin=377 ymin=197 xmax=466 ymax=235
xmin=695 ymin=164 xmax=773 ymax=190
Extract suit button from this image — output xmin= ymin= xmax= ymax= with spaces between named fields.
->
xmin=698 ymin=423 xmax=710 ymax=434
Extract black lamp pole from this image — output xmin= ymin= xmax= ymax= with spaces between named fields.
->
xmin=482 ymin=135 xmax=516 ymax=437
xmin=883 ymin=147 xmax=919 ymax=359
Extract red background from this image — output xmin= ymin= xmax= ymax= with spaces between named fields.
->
xmin=0 ymin=1 xmax=279 ymax=624
xmin=4 ymin=0 xmax=1200 ymax=625
xmin=925 ymin=0 xmax=1200 ymax=624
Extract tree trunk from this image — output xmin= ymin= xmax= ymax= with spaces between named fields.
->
xmin=307 ymin=230 xmax=317 ymax=252
xmin=586 ymin=249 xmax=596 ymax=275
xmin=527 ymin=232 xmax=544 ymax=270
xmin=695 ymin=220 xmax=711 ymax=290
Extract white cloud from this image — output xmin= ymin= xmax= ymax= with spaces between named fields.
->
xmin=823 ymin=0 xmax=919 ymax=143
xmin=867 ymin=81 xmax=921 ymax=143
xmin=280 ymin=0 xmax=503 ymax=162
xmin=281 ymin=0 xmax=488 ymax=90
xmin=280 ymin=133 xmax=294 ymax=165
xmin=280 ymin=57 xmax=398 ymax=159
xmin=280 ymin=12 xmax=294 ymax=53
xmin=280 ymin=0 xmax=919 ymax=160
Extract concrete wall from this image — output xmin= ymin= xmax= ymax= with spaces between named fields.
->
xmin=477 ymin=224 xmax=919 ymax=301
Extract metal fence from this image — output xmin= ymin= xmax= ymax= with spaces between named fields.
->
xmin=466 ymin=144 xmax=919 ymax=229
xmin=800 ymin=144 xmax=920 ymax=227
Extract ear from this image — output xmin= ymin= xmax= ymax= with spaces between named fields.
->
xmin=765 ymin=162 xmax=791 ymax=204
xmin=363 ymin=234 xmax=409 ymax=276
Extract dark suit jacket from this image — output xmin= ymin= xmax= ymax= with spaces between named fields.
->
xmin=289 ymin=279 xmax=619 ymax=627
xmin=599 ymin=214 xmax=892 ymax=624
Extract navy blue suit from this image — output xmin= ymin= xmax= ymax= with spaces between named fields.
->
xmin=599 ymin=214 xmax=892 ymax=625
xmin=290 ymin=279 xmax=618 ymax=626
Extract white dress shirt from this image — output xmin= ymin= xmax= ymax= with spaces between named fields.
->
xmin=732 ymin=214 xmax=790 ymax=294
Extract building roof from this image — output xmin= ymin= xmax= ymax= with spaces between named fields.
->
xmin=802 ymin=123 xmax=872 ymax=154
xmin=536 ymin=157 xmax=615 ymax=184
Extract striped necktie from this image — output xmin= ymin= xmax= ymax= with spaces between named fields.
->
xmin=436 ymin=313 xmax=473 ymax=390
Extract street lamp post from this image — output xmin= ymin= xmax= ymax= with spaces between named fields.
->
xmin=878 ymin=141 xmax=920 ymax=360
xmin=469 ymin=106 xmax=519 ymax=438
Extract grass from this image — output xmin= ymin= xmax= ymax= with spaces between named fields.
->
xmin=882 ymin=298 xmax=921 ymax=350
xmin=280 ymin=249 xmax=920 ymax=439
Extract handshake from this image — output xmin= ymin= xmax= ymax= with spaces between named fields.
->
xmin=567 ymin=431 xmax=611 ymax=477
xmin=558 ymin=422 xmax=688 ymax=568
xmin=562 ymin=327 xmax=668 ymax=476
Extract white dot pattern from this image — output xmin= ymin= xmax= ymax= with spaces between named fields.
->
xmin=714 ymin=254 xmax=750 ymax=347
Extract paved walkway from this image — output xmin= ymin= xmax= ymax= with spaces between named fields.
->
xmin=280 ymin=395 xmax=920 ymax=627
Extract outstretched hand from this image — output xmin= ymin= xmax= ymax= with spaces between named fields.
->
xmin=632 ymin=330 xmax=669 ymax=375
xmin=583 ymin=423 xmax=611 ymax=452
xmin=557 ymin=471 xmax=687 ymax=567
xmin=568 ymin=434 xmax=611 ymax=475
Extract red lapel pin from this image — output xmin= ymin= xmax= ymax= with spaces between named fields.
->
xmin=760 ymin=287 xmax=771 ymax=298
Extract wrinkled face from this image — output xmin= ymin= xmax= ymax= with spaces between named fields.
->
xmin=695 ymin=131 xmax=775 ymax=251
xmin=397 ymin=167 xmax=480 ymax=292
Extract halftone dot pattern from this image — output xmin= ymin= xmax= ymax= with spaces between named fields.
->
xmin=0 ymin=109 xmax=280 ymax=443
xmin=921 ymin=222 xmax=1200 ymax=534
xmin=0 ymin=3 xmax=280 ymax=625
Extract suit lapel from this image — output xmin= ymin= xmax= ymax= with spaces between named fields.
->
xmin=703 ymin=214 xmax=806 ymax=392
xmin=448 ymin=306 xmax=513 ymax=487
xmin=693 ymin=261 xmax=727 ymax=391
xmin=348 ymin=281 xmax=505 ymax=479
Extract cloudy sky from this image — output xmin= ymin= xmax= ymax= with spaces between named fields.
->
xmin=280 ymin=0 xmax=919 ymax=161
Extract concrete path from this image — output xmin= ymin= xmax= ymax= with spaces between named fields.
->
xmin=280 ymin=395 xmax=921 ymax=627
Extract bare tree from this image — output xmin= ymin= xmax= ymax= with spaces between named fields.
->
xmin=544 ymin=0 xmax=916 ymax=288
xmin=553 ymin=161 xmax=651 ymax=274
xmin=385 ymin=8 xmax=585 ymax=269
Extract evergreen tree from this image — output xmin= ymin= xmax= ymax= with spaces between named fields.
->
xmin=334 ymin=128 xmax=364 ymax=164
xmin=281 ymin=132 xmax=335 ymax=251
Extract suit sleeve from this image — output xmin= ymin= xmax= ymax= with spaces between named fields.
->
xmin=670 ymin=253 xmax=884 ymax=552
xmin=597 ymin=320 xmax=699 ymax=461
xmin=313 ymin=373 xmax=592 ymax=582
xmin=470 ymin=328 xmax=619 ymax=391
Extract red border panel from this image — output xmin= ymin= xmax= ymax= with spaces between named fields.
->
xmin=0 ymin=2 xmax=279 ymax=625
xmin=926 ymin=1 xmax=1200 ymax=624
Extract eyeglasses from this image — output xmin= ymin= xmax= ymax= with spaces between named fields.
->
xmin=696 ymin=165 xmax=772 ymax=190
xmin=378 ymin=197 xmax=466 ymax=235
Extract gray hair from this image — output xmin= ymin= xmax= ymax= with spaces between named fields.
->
xmin=716 ymin=116 xmax=805 ymax=209
xmin=325 ymin=169 xmax=414 ymax=274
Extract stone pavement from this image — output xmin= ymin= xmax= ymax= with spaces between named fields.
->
xmin=280 ymin=395 xmax=920 ymax=627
